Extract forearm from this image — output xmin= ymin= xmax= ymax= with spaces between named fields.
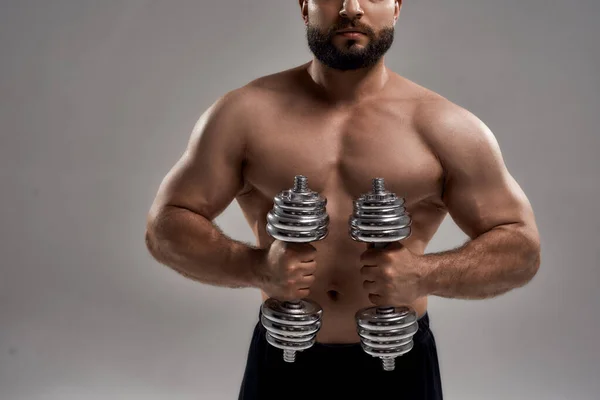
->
xmin=145 ymin=206 xmax=266 ymax=289
xmin=422 ymin=224 xmax=541 ymax=300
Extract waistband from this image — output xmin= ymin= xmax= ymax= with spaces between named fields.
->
xmin=256 ymin=307 xmax=432 ymax=349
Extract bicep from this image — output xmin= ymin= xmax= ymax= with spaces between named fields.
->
xmin=428 ymin=105 xmax=536 ymax=239
xmin=148 ymin=93 xmax=247 ymax=222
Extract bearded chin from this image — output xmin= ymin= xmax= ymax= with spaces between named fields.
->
xmin=306 ymin=24 xmax=395 ymax=71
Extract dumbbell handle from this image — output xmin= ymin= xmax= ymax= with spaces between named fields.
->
xmin=282 ymin=299 xmax=302 ymax=307
xmin=371 ymin=242 xmax=388 ymax=249
xmin=369 ymin=241 xmax=399 ymax=314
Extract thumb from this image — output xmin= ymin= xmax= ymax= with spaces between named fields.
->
xmin=360 ymin=248 xmax=378 ymax=264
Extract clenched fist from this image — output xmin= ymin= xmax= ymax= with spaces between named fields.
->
xmin=260 ymin=240 xmax=317 ymax=301
xmin=360 ymin=241 xmax=429 ymax=306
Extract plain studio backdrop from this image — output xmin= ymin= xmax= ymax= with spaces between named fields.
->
xmin=1 ymin=1 xmax=598 ymax=399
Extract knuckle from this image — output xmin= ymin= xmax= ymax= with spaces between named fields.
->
xmin=382 ymin=267 xmax=394 ymax=280
xmin=286 ymin=264 xmax=298 ymax=274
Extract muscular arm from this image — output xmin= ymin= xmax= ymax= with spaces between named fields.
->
xmin=416 ymin=100 xmax=541 ymax=300
xmin=145 ymin=89 xmax=265 ymax=289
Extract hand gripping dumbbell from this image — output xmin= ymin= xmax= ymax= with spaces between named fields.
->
xmin=260 ymin=175 xmax=329 ymax=363
xmin=349 ymin=177 xmax=420 ymax=371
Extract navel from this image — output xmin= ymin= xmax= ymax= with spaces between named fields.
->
xmin=327 ymin=290 xmax=340 ymax=301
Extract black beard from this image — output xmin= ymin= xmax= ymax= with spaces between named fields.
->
xmin=306 ymin=22 xmax=394 ymax=71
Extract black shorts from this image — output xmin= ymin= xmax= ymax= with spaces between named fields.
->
xmin=238 ymin=309 xmax=443 ymax=400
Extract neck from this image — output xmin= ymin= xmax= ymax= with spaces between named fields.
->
xmin=306 ymin=58 xmax=390 ymax=105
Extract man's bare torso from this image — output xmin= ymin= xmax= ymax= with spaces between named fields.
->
xmin=234 ymin=63 xmax=449 ymax=343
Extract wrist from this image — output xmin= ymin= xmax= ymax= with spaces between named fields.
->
xmin=227 ymin=243 xmax=269 ymax=289
xmin=418 ymin=254 xmax=440 ymax=297
xmin=246 ymin=246 xmax=270 ymax=290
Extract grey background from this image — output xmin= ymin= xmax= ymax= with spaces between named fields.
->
xmin=1 ymin=1 xmax=598 ymax=399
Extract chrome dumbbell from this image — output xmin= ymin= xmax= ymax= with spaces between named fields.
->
xmin=349 ymin=177 xmax=419 ymax=371
xmin=260 ymin=175 xmax=329 ymax=363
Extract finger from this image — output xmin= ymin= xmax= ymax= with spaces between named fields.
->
xmin=368 ymin=293 xmax=384 ymax=305
xmin=362 ymin=280 xmax=379 ymax=294
xmin=295 ymin=288 xmax=310 ymax=298
xmin=298 ymin=274 xmax=316 ymax=289
xmin=363 ymin=254 xmax=386 ymax=267
xmin=359 ymin=249 xmax=378 ymax=265
xmin=298 ymin=251 xmax=317 ymax=263
xmin=294 ymin=261 xmax=317 ymax=276
xmin=360 ymin=265 xmax=379 ymax=280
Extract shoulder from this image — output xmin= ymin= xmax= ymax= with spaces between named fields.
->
xmin=405 ymin=87 xmax=502 ymax=168
xmin=389 ymin=74 xmax=494 ymax=146
xmin=414 ymin=96 xmax=491 ymax=139
xmin=387 ymin=74 xmax=506 ymax=175
xmin=245 ymin=64 xmax=308 ymax=93
xmin=187 ymin=65 xmax=305 ymax=149
xmin=204 ymin=65 xmax=304 ymax=120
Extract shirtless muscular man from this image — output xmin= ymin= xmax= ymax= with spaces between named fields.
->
xmin=144 ymin=1 xmax=541 ymax=399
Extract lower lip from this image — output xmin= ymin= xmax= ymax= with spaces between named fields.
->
xmin=338 ymin=32 xmax=364 ymax=38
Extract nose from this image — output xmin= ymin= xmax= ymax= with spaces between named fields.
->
xmin=339 ymin=0 xmax=364 ymax=20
